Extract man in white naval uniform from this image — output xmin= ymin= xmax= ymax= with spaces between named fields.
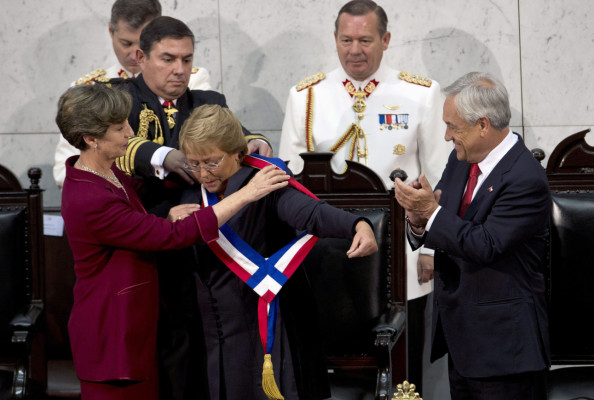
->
xmin=53 ymin=0 xmax=212 ymax=188
xmin=278 ymin=0 xmax=451 ymax=394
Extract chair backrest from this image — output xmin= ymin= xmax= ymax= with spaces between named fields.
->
xmin=544 ymin=129 xmax=594 ymax=364
xmin=0 ymin=164 xmax=45 ymax=398
xmin=294 ymin=152 xmax=406 ymax=362
xmin=0 ymin=165 xmax=45 ymax=330
xmin=302 ymin=208 xmax=391 ymax=355
xmin=0 ymin=206 xmax=27 ymax=339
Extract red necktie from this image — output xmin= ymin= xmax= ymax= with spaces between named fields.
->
xmin=459 ymin=163 xmax=481 ymax=217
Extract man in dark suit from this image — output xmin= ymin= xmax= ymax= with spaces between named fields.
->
xmin=394 ymin=71 xmax=550 ymax=399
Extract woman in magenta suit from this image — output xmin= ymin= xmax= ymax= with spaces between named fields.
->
xmin=55 ymin=84 xmax=288 ymax=400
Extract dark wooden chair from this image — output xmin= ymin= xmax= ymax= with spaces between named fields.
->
xmin=534 ymin=129 xmax=594 ymax=399
xmin=0 ymin=165 xmax=45 ymax=400
xmin=295 ymin=153 xmax=408 ymax=400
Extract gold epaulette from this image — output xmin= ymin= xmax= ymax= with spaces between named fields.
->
xmin=245 ymin=133 xmax=272 ymax=149
xmin=191 ymin=66 xmax=200 ymax=74
xmin=75 ymin=68 xmax=107 ymax=86
xmin=296 ymin=72 xmax=326 ymax=92
xmin=398 ymin=71 xmax=432 ymax=87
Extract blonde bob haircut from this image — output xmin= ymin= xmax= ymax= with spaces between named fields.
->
xmin=179 ymin=104 xmax=248 ymax=160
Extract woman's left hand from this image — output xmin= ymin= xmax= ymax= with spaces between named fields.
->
xmin=346 ymin=220 xmax=378 ymax=258
xmin=167 ymin=203 xmax=201 ymax=222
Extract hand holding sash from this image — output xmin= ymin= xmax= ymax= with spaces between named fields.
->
xmin=247 ymin=139 xmax=274 ymax=157
xmin=163 ymin=149 xmax=196 ymax=184
xmin=211 ymin=165 xmax=289 ymax=228
xmin=243 ymin=165 xmax=289 ymax=200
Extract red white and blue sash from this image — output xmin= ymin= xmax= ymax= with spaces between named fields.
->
xmin=201 ymin=154 xmax=319 ymax=358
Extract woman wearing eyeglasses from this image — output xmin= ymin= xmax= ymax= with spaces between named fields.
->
xmin=175 ymin=104 xmax=378 ymax=400
xmin=55 ymin=85 xmax=289 ymax=400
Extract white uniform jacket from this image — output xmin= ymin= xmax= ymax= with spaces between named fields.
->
xmin=279 ymin=64 xmax=451 ymax=299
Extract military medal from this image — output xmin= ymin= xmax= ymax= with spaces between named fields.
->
xmin=339 ymin=79 xmax=379 ymax=164
xmin=162 ymin=101 xmax=178 ymax=129
xmin=379 ymin=113 xmax=409 ymax=130
xmin=353 ymin=91 xmax=367 ymax=120
xmin=400 ymin=114 xmax=409 ymax=129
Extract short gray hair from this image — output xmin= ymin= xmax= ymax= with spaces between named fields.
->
xmin=443 ymin=72 xmax=511 ymax=130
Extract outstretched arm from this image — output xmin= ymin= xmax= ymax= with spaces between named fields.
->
xmin=346 ymin=220 xmax=378 ymax=258
xmin=212 ymin=165 xmax=289 ymax=227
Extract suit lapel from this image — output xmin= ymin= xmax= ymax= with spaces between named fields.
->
xmin=443 ymin=161 xmax=470 ymax=216
xmin=463 ymin=136 xmax=526 ymax=220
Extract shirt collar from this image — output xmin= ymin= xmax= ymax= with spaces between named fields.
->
xmin=477 ymin=129 xmax=518 ymax=179
xmin=158 ymin=97 xmax=178 ymax=106
xmin=342 ymin=63 xmax=387 ymax=89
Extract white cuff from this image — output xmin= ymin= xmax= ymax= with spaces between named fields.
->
xmin=419 ymin=246 xmax=435 ymax=256
xmin=151 ymin=146 xmax=175 ymax=179
xmin=425 ymin=205 xmax=441 ymax=231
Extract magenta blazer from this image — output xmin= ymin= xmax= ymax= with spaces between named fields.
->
xmin=61 ymin=156 xmax=218 ymax=382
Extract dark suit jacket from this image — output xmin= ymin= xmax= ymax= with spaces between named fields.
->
xmin=416 ymin=133 xmax=551 ymax=378
xmin=61 ymin=156 xmax=218 ymax=382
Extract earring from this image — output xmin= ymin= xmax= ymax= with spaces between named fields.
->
xmin=94 ymin=144 xmax=98 ymax=149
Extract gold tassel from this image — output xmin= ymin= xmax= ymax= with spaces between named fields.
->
xmin=262 ymin=354 xmax=284 ymax=400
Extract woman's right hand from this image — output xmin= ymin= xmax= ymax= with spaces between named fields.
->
xmin=244 ymin=165 xmax=290 ymax=201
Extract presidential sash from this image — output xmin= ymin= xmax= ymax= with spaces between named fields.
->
xmin=201 ymin=154 xmax=319 ymax=400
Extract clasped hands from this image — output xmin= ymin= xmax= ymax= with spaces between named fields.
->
xmin=393 ymin=174 xmax=441 ymax=232
xmin=394 ymin=174 xmax=441 ymax=283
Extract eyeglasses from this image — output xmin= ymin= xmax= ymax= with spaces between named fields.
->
xmin=184 ymin=153 xmax=226 ymax=172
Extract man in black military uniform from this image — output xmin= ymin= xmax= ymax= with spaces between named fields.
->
xmin=106 ymin=16 xmax=272 ymax=215
xmin=113 ymin=16 xmax=271 ymax=183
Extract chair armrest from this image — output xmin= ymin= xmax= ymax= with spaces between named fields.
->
xmin=373 ymin=305 xmax=406 ymax=347
xmin=372 ymin=305 xmax=406 ymax=400
xmin=10 ymin=303 xmax=44 ymax=344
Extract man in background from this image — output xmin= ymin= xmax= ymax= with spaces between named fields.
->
xmin=278 ymin=0 xmax=451 ymax=393
xmin=53 ymin=0 xmax=212 ymax=188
